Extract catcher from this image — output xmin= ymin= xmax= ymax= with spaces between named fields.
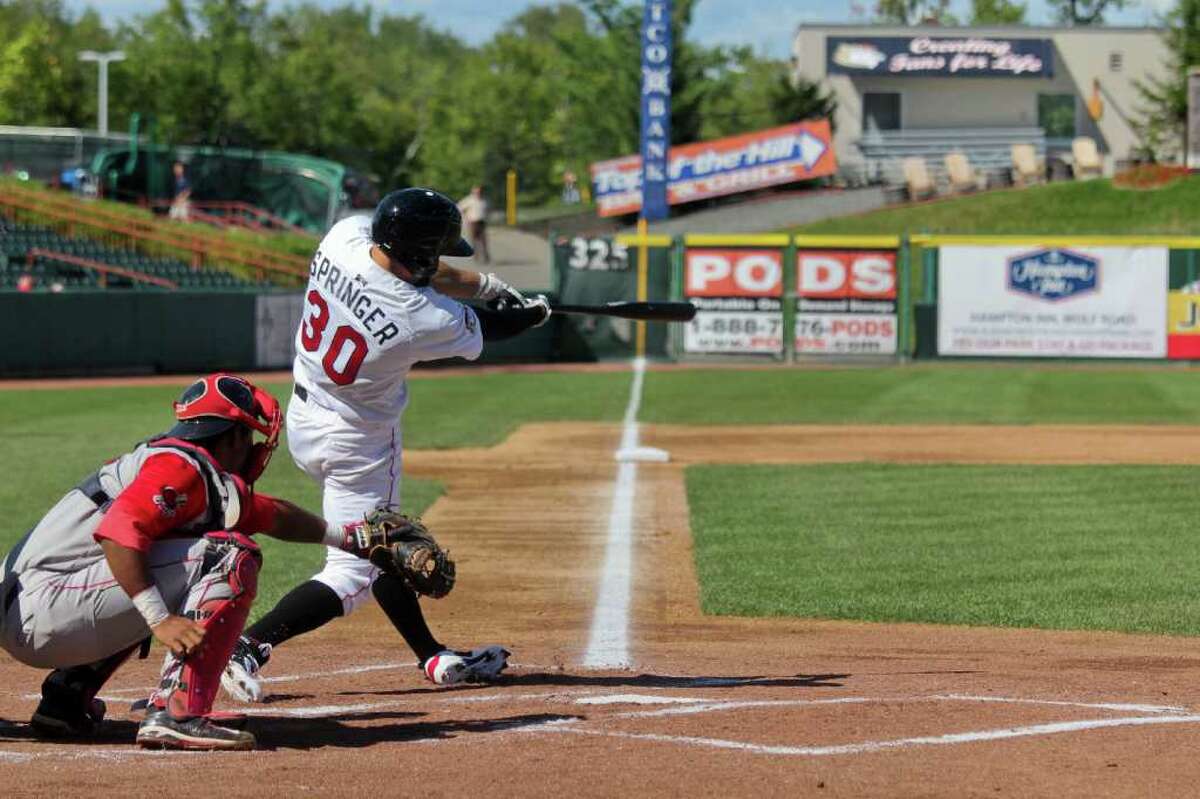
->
xmin=0 ymin=373 xmax=441 ymax=751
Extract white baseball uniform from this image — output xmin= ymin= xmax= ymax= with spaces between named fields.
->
xmin=289 ymin=215 xmax=482 ymax=613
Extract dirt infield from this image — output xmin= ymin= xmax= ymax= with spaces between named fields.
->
xmin=5 ymin=423 xmax=1200 ymax=797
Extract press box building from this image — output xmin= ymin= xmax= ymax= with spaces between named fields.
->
xmin=791 ymin=25 xmax=1170 ymax=182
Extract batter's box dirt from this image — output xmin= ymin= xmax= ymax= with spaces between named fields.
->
xmin=497 ymin=693 xmax=1200 ymax=759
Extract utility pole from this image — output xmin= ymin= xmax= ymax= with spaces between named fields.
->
xmin=78 ymin=50 xmax=126 ymax=136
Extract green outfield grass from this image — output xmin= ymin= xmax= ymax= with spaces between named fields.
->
xmin=641 ymin=365 xmax=1200 ymax=426
xmin=4 ymin=363 xmax=1200 ymax=621
xmin=0 ymin=382 xmax=441 ymax=617
xmin=790 ymin=177 xmax=1200 ymax=237
xmin=0 ymin=370 xmax=630 ymax=614
xmin=687 ymin=463 xmax=1200 ymax=634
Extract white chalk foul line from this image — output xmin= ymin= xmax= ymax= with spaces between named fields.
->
xmin=583 ymin=356 xmax=646 ymax=669
xmin=931 ymin=694 xmax=1189 ymax=715
xmin=539 ymin=714 xmax=1200 ymax=757
xmin=606 ymin=694 xmax=1194 ymax=721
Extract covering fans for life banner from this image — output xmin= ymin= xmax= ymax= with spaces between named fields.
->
xmin=591 ymin=121 xmax=837 ymax=218
xmin=795 ymin=250 xmax=897 ymax=355
xmin=937 ymin=246 xmax=1168 ymax=358
xmin=684 ymin=249 xmax=783 ymax=355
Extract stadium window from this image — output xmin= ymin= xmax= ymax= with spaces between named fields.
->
xmin=1038 ymin=94 xmax=1076 ymax=140
xmin=863 ymin=92 xmax=901 ymax=132
xmin=1109 ymin=52 xmax=1123 ymax=72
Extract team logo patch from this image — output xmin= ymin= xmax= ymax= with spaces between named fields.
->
xmin=153 ymin=486 xmax=189 ymax=518
xmin=1007 ymin=249 xmax=1099 ymax=302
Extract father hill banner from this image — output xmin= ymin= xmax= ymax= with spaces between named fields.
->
xmin=591 ymin=120 xmax=836 ymax=218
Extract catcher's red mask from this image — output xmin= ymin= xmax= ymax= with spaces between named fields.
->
xmin=169 ymin=373 xmax=281 ymax=484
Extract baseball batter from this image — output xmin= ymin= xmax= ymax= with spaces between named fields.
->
xmin=0 ymin=374 xmax=418 ymax=750
xmin=222 ymin=188 xmax=549 ymax=701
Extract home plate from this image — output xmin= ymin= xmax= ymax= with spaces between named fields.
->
xmin=615 ymin=446 xmax=670 ymax=463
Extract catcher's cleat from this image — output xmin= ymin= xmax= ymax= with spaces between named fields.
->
xmin=221 ymin=636 xmax=271 ymax=703
xmin=422 ymin=645 xmax=510 ymax=686
xmin=128 ymin=698 xmax=248 ymax=730
xmin=30 ymin=696 xmax=106 ymax=739
xmin=136 ymin=708 xmax=256 ymax=751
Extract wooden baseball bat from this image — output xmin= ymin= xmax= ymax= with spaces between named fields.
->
xmin=551 ymin=301 xmax=697 ymax=322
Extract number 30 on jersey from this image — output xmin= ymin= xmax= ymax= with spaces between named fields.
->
xmin=300 ymin=290 xmax=369 ymax=385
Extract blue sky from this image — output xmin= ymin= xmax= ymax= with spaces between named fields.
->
xmin=65 ymin=1 xmax=1168 ymax=59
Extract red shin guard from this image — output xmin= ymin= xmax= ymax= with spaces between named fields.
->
xmin=162 ymin=544 xmax=259 ymax=718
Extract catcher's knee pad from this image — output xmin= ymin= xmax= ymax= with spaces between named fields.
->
xmin=161 ymin=536 xmax=260 ymax=717
xmin=312 ymin=549 xmax=377 ymax=615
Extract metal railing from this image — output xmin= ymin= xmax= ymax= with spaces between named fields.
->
xmin=26 ymin=247 xmax=178 ymax=289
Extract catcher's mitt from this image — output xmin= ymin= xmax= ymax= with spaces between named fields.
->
xmin=358 ymin=508 xmax=456 ymax=598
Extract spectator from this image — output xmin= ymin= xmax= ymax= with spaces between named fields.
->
xmin=16 ymin=273 xmax=34 ymax=293
xmin=561 ymin=170 xmax=581 ymax=205
xmin=169 ymin=161 xmax=192 ymax=222
xmin=49 ymin=280 xmax=64 ymax=294
xmin=457 ymin=185 xmax=490 ymax=264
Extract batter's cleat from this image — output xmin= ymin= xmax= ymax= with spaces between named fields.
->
xmin=30 ymin=696 xmax=106 ymax=739
xmin=221 ymin=636 xmax=271 ymax=703
xmin=422 ymin=646 xmax=510 ymax=686
xmin=136 ymin=708 xmax=256 ymax=751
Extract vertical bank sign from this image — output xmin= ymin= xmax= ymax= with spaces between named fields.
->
xmin=683 ymin=249 xmax=784 ymax=355
xmin=592 ymin=121 xmax=837 ymax=217
xmin=640 ymin=0 xmax=672 ymax=221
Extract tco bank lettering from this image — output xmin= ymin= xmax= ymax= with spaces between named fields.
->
xmin=798 ymin=251 xmax=896 ymax=298
xmin=686 ymin=249 xmax=782 ymax=297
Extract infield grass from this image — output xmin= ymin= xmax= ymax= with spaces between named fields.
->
xmin=687 ymin=463 xmax=1200 ymax=634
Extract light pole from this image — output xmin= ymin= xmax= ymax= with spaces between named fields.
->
xmin=78 ymin=50 xmax=126 ymax=136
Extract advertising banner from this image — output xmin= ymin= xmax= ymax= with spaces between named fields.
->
xmin=1168 ymin=289 xmax=1200 ymax=359
xmin=683 ymin=248 xmax=784 ymax=355
xmin=591 ymin=121 xmax=836 ymax=217
xmin=827 ymin=36 xmax=1053 ymax=78
xmin=938 ymin=246 xmax=1167 ymax=358
xmin=795 ymin=250 xmax=897 ymax=355
xmin=639 ymin=0 xmax=671 ymax=220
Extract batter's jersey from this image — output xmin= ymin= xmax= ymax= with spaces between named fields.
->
xmin=2 ymin=439 xmax=273 ymax=588
xmin=292 ymin=216 xmax=483 ymax=425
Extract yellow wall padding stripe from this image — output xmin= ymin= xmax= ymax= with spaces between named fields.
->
xmin=683 ymin=233 xmax=791 ymax=247
xmin=615 ymin=232 xmax=673 ymax=247
xmin=792 ymin=234 xmax=901 ymax=249
xmin=915 ymin=234 xmax=1200 ymax=248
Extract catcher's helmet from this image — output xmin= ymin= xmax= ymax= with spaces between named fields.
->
xmin=371 ymin=188 xmax=473 ymax=285
xmin=166 ymin=373 xmax=282 ymax=483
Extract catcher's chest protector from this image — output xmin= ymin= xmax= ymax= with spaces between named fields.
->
xmin=4 ymin=441 xmax=240 ymax=582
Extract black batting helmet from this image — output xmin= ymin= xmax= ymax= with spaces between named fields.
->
xmin=371 ymin=188 xmax=473 ymax=286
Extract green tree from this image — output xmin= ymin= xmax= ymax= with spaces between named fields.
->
xmin=1047 ymin=0 xmax=1127 ymax=24
xmin=1135 ymin=0 xmax=1200 ymax=160
xmin=970 ymin=0 xmax=1027 ymax=24
xmin=0 ymin=18 xmax=73 ymax=125
xmin=119 ymin=0 xmax=269 ymax=145
xmin=700 ymin=50 xmax=836 ymax=140
xmin=874 ymin=0 xmax=959 ymax=24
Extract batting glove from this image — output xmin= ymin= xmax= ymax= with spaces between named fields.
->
xmin=474 ymin=272 xmax=517 ymax=302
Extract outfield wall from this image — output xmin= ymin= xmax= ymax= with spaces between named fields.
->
xmin=0 ymin=291 xmax=560 ymax=376
xmin=556 ymin=232 xmax=1200 ymax=363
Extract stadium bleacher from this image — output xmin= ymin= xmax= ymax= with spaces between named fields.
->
xmin=0 ymin=216 xmax=270 ymax=291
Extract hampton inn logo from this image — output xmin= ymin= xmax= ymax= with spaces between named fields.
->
xmin=1007 ymin=249 xmax=1098 ymax=301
